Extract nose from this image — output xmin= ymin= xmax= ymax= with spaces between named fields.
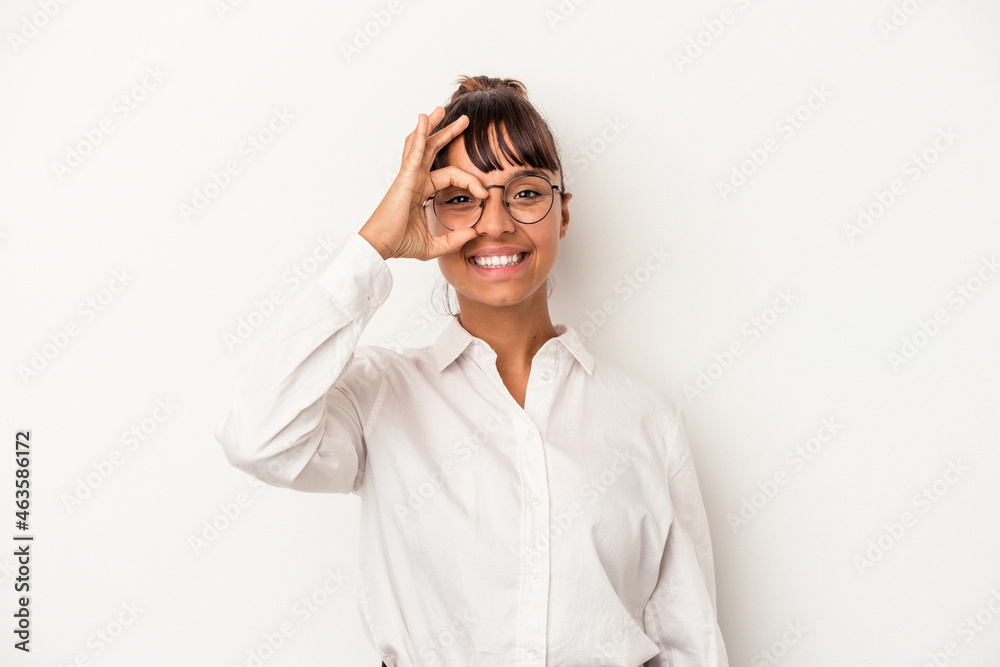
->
xmin=475 ymin=185 xmax=517 ymax=235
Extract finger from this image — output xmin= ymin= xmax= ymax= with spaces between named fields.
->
xmin=403 ymin=113 xmax=429 ymax=172
xmin=427 ymin=226 xmax=478 ymax=260
xmin=400 ymin=108 xmax=446 ymax=172
xmin=428 ymin=165 xmax=488 ymax=199
xmin=401 ymin=131 xmax=414 ymax=164
xmin=400 ymin=112 xmax=423 ymax=164
xmin=421 ymin=114 xmax=470 ymax=171
xmin=427 ymin=105 xmax=445 ymax=127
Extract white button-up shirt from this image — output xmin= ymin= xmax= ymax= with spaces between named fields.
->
xmin=216 ymin=233 xmax=729 ymax=667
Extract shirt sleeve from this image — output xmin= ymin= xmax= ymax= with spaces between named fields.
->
xmin=214 ymin=232 xmax=393 ymax=494
xmin=643 ymin=406 xmax=730 ymax=666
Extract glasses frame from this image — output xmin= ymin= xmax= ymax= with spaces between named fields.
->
xmin=423 ymin=174 xmax=564 ymax=232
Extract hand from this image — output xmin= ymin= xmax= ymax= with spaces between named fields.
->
xmin=359 ymin=106 xmax=488 ymax=261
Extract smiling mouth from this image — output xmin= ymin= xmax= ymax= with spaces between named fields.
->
xmin=469 ymin=252 xmax=529 ymax=269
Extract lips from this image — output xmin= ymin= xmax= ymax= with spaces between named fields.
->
xmin=467 ymin=251 xmax=531 ymax=276
xmin=467 ymin=246 xmax=531 ymax=258
xmin=469 ymin=252 xmax=528 ymax=268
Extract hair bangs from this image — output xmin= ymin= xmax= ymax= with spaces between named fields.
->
xmin=432 ymin=90 xmax=562 ymax=186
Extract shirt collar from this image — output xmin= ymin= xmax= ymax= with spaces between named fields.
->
xmin=432 ymin=315 xmax=595 ymax=375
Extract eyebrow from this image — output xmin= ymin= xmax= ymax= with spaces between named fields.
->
xmin=483 ymin=168 xmax=551 ymax=185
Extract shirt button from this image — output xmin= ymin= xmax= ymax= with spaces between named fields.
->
xmin=539 ymin=370 xmax=550 ymax=381
xmin=531 ymin=567 xmax=541 ymax=580
xmin=530 ymin=496 xmax=541 ymax=507
xmin=527 ymin=647 xmax=538 ymax=659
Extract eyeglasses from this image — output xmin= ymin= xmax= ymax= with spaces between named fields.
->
xmin=423 ymin=174 xmax=563 ymax=233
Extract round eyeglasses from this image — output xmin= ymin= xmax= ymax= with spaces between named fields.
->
xmin=423 ymin=174 xmax=563 ymax=233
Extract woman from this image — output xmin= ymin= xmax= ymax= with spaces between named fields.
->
xmin=216 ymin=75 xmax=729 ymax=666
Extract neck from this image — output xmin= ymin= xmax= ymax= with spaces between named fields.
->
xmin=455 ymin=289 xmax=558 ymax=371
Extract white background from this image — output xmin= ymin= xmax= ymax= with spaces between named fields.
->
xmin=2 ymin=1 xmax=999 ymax=665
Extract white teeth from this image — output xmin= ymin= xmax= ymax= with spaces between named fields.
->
xmin=473 ymin=253 xmax=525 ymax=268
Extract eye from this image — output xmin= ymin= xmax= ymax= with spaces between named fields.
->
xmin=444 ymin=195 xmax=474 ymax=205
xmin=512 ymin=189 xmax=543 ymax=200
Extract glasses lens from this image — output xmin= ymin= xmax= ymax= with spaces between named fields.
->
xmin=433 ymin=186 xmax=481 ymax=231
xmin=429 ymin=175 xmax=556 ymax=232
xmin=505 ymin=176 xmax=554 ymax=223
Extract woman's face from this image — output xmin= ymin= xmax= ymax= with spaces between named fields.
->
xmin=433 ymin=132 xmax=572 ymax=312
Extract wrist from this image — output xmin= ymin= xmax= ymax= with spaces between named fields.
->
xmin=358 ymin=226 xmax=393 ymax=261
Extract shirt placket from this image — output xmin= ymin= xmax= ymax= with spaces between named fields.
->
xmin=472 ymin=343 xmax=560 ymax=665
xmin=515 ymin=355 xmax=558 ymax=666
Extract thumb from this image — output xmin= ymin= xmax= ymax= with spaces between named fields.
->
xmin=430 ymin=228 xmax=478 ymax=259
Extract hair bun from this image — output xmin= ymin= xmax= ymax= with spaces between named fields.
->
xmin=450 ymin=75 xmax=528 ymax=102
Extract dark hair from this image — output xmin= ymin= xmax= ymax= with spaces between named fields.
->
xmin=430 ymin=75 xmax=566 ymax=195
xmin=430 ymin=75 xmax=563 ymax=317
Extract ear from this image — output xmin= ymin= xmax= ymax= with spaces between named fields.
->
xmin=558 ymin=192 xmax=572 ymax=239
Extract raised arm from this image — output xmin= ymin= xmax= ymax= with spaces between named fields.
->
xmin=214 ymin=233 xmax=393 ymax=493
xmin=215 ymin=105 xmax=488 ymax=493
